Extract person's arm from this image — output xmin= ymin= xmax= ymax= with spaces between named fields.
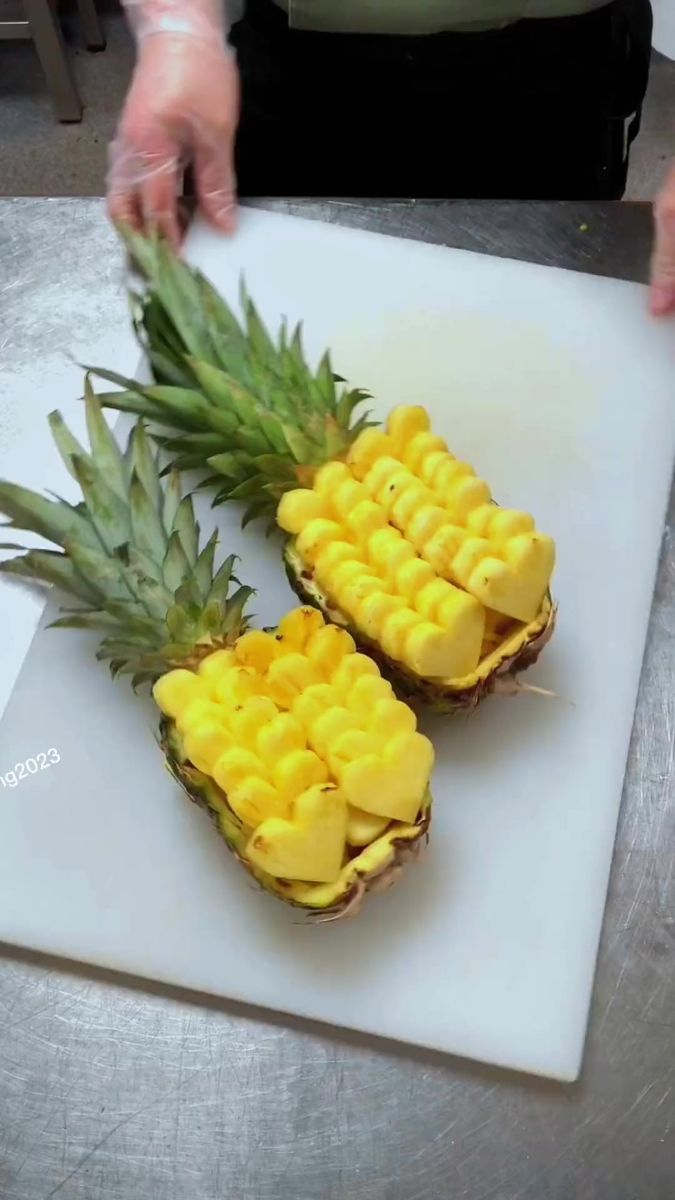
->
xmin=108 ymin=0 xmax=239 ymax=247
xmin=650 ymin=165 xmax=675 ymax=317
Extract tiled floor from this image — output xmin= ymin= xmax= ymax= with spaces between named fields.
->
xmin=0 ymin=0 xmax=673 ymax=200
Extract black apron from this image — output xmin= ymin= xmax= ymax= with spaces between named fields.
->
xmin=226 ymin=0 xmax=653 ymax=199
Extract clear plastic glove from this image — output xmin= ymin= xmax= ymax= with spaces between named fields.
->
xmin=109 ymin=0 xmax=239 ymax=247
xmin=650 ymin=165 xmax=675 ymax=317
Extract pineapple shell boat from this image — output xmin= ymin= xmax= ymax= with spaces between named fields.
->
xmin=284 ymin=545 xmax=555 ymax=714
xmin=90 ymin=227 xmax=556 ymax=713
xmin=0 ymin=394 xmax=432 ymax=919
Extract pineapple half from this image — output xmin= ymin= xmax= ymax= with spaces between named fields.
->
xmin=91 ymin=227 xmax=556 ymax=713
xmin=0 ymin=391 xmax=432 ymax=918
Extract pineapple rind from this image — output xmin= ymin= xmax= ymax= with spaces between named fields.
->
xmin=162 ymin=721 xmax=431 ymax=917
xmin=283 ymin=543 xmax=555 ymax=714
xmin=154 ymin=607 xmax=434 ymax=900
xmin=279 ymin=407 xmax=555 ymax=630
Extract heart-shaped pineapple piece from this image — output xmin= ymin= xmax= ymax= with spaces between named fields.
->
xmin=338 ymin=731 xmax=434 ymax=824
xmin=245 ymin=784 xmax=348 ymax=883
xmin=461 ymin=532 xmax=555 ymax=624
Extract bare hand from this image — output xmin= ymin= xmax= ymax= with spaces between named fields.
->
xmin=650 ymin=165 xmax=675 ymax=317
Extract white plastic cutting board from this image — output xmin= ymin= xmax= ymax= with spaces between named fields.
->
xmin=0 ymin=210 xmax=673 ymax=1083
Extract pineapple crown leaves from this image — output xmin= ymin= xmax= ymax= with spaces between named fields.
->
xmin=85 ymin=224 xmax=374 ymax=526
xmin=0 ymin=385 xmax=254 ymax=689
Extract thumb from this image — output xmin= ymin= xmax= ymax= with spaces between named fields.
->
xmin=195 ymin=135 xmax=238 ymax=235
xmin=650 ymin=166 xmax=675 ymax=317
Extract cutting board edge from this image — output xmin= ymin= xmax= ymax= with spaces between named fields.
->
xmin=229 ymin=205 xmax=651 ymax=295
xmin=0 ymin=930 xmax=582 ymax=1083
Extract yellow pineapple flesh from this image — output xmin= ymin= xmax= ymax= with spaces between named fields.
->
xmin=276 ymin=405 xmax=555 ymax=685
xmin=154 ymin=607 xmax=433 ymax=894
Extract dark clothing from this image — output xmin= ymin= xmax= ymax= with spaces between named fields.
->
xmin=228 ymin=0 xmax=653 ymax=200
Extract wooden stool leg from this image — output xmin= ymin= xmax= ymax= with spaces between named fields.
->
xmin=22 ymin=0 xmax=82 ymax=122
xmin=75 ymin=0 xmax=105 ymax=51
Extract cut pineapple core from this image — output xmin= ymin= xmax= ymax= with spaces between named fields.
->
xmin=154 ymin=608 xmax=433 ymax=888
xmin=277 ymin=405 xmax=555 ymax=679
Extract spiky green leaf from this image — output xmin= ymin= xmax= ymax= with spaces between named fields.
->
xmin=71 ymin=456 xmax=130 ymax=553
xmin=280 ymin=424 xmax=313 ymax=464
xmin=166 ymin=604 xmax=198 ymax=643
xmin=162 ymin=469 xmax=182 ymax=532
xmin=64 ymin=539 xmax=137 ymax=608
xmin=241 ymin=498 xmax=274 ymax=529
xmin=221 ymin=584 xmax=255 ymax=636
xmin=207 ymin=451 xmax=251 ymax=480
xmin=50 ymin=612 xmax=128 ymax=633
xmin=83 ymin=383 xmax=128 ymax=500
xmin=0 ymin=549 xmax=100 ymax=604
xmin=172 ymin=495 xmax=198 ymax=564
xmin=257 ymin=414 xmax=290 ymax=455
xmin=162 ymin=529 xmax=191 ymax=593
xmin=90 ymin=387 xmax=170 ymax=426
xmin=0 ymin=481 xmax=83 ymax=547
xmin=226 ymin=475 xmax=270 ymax=501
xmin=48 ymin=410 xmax=91 ymax=481
xmin=128 ymin=424 xmax=162 ymax=512
xmin=191 ymin=529 xmax=218 ymax=601
xmin=129 ymin=472 xmax=166 ymax=566
xmin=174 ymin=579 xmax=203 ymax=612
xmin=128 ymin=545 xmax=165 ymax=586
xmin=207 ymin=553 xmax=237 ymax=605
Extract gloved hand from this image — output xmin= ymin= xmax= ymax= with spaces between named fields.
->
xmin=108 ymin=0 xmax=239 ymax=247
xmin=650 ymin=165 xmax=675 ymax=317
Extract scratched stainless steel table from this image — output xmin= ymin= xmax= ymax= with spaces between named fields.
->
xmin=0 ymin=197 xmax=673 ymax=1200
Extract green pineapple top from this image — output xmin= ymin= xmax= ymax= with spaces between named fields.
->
xmin=0 ymin=386 xmax=253 ymax=688
xmin=89 ymin=227 xmax=371 ymax=529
